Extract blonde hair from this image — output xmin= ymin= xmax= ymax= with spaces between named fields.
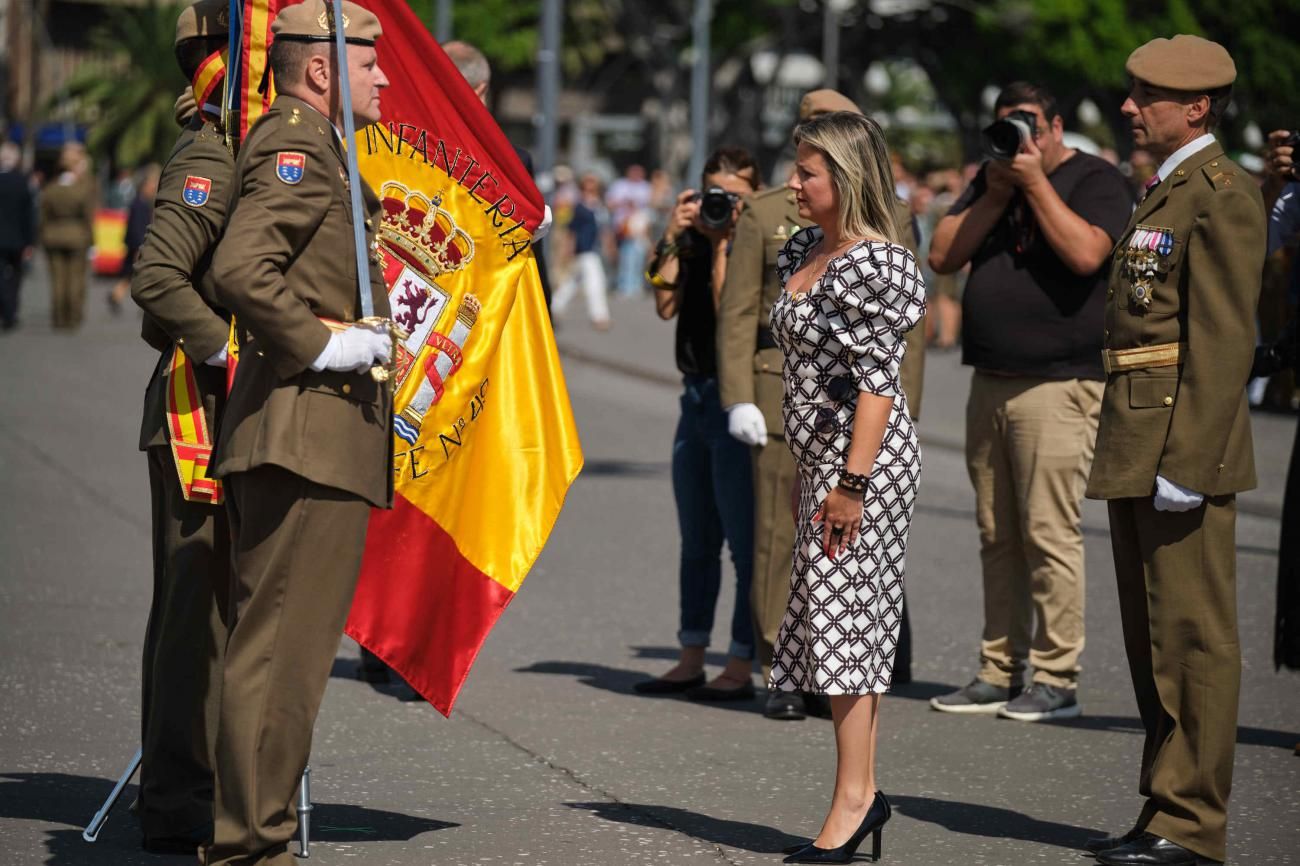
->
xmin=793 ymin=112 xmax=900 ymax=245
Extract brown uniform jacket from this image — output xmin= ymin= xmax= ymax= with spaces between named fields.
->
xmin=717 ymin=187 xmax=925 ymax=433
xmin=133 ymin=115 xmax=234 ymax=451
xmin=1087 ymin=143 xmax=1265 ymax=500
xmin=211 ymin=95 xmax=393 ymax=507
xmin=38 ymin=175 xmax=94 ymax=251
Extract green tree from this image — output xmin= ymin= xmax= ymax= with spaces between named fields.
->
xmin=56 ymin=1 xmax=188 ymax=168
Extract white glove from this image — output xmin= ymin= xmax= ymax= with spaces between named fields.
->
xmin=533 ymin=205 xmax=553 ymax=242
xmin=1154 ymin=475 xmax=1204 ymax=512
xmin=309 ymin=323 xmax=392 ymax=373
xmin=204 ymin=345 xmax=228 ymax=368
xmin=727 ymin=402 xmax=769 ymax=447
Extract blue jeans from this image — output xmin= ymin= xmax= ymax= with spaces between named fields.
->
xmin=672 ymin=375 xmax=756 ymax=660
xmin=616 ymin=237 xmax=648 ymax=296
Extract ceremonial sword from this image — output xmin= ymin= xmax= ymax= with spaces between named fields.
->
xmin=330 ymin=0 xmax=398 ymax=382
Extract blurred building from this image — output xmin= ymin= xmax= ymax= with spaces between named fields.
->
xmin=2 ymin=0 xmax=133 ymax=156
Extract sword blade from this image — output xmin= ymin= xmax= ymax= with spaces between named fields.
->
xmin=330 ymin=0 xmax=375 ymax=321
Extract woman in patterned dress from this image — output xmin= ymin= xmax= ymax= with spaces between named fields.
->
xmin=768 ymin=112 xmax=926 ymax=864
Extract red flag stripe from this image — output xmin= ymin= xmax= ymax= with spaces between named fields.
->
xmin=345 ymin=494 xmax=517 ymax=716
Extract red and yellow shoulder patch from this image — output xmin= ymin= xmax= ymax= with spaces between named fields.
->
xmin=276 ymin=151 xmax=306 ymax=185
xmin=182 ymin=175 xmax=212 ymax=207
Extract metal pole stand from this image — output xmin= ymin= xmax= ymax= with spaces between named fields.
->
xmin=295 ymin=766 xmax=313 ymax=858
xmin=83 ymin=747 xmax=143 ymax=843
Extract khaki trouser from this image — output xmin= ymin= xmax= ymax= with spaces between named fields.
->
xmin=46 ymin=248 xmax=87 ymax=328
xmin=204 ymin=466 xmax=371 ymax=866
xmin=1107 ymin=495 xmax=1239 ymax=863
xmin=965 ymin=372 xmax=1102 ymax=689
xmin=751 ymin=436 xmax=798 ymax=678
xmin=140 ymin=447 xmax=230 ymax=840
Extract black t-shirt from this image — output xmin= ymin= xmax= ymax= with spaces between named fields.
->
xmin=951 ymin=151 xmax=1132 ymax=380
xmin=672 ymin=229 xmax=719 ymax=377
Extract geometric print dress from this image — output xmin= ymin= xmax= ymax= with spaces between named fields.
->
xmin=767 ymin=226 xmax=926 ymax=695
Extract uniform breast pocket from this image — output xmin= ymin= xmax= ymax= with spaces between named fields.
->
xmin=1128 ymin=375 xmax=1179 ymax=410
xmin=784 ymin=400 xmax=853 ymax=467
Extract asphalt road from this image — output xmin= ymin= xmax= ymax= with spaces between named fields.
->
xmin=0 ymin=266 xmax=1296 ymax=866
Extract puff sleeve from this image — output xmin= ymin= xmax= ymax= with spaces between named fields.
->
xmin=821 ymin=242 xmax=926 ymax=397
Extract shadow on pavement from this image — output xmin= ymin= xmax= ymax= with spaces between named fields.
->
xmin=1054 ymin=715 xmax=1298 ymax=750
xmin=0 ymin=772 xmax=455 ymax=865
xmin=880 ymin=680 xmax=952 ymax=701
xmin=515 ymin=660 xmax=765 ymax=715
xmin=565 ymin=800 xmax=803 ymax=854
xmin=580 ymin=459 xmax=669 ymax=478
xmin=311 ymin=801 xmax=458 ymax=841
xmin=890 ymin=793 xmax=1096 ymax=849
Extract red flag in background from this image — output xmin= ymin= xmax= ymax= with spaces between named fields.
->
xmin=342 ymin=0 xmax=583 ymax=715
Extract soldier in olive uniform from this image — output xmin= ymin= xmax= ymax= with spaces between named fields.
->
xmin=204 ymin=2 xmax=392 ymax=863
xmin=128 ymin=1 xmax=233 ymax=853
xmin=1085 ymin=36 xmax=1265 ymax=866
xmin=38 ymin=144 xmax=94 ymax=329
xmin=717 ymin=89 xmax=925 ymax=720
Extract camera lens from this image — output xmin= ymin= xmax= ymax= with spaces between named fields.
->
xmin=698 ymin=187 xmax=736 ymax=231
xmin=983 ymin=122 xmax=1022 ymax=160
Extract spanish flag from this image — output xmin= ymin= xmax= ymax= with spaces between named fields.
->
xmin=342 ymin=0 xmax=583 ymax=715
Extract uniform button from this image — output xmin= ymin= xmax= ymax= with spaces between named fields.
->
xmin=256 ymin=350 xmax=264 ymax=357
xmin=1107 ymin=288 xmax=1114 ymax=298
xmin=1104 ymin=329 xmax=1110 ymax=338
xmin=1163 ymin=396 xmax=1173 ymax=406
xmin=342 ymin=383 xmax=352 ymax=395
xmin=1210 ymin=161 xmax=1219 ymax=167
xmin=177 ymin=337 xmax=185 ymax=345
xmin=1218 ymin=463 xmax=1225 ymax=471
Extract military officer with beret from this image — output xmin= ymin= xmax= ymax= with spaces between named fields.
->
xmin=717 ymin=88 xmax=925 ymax=720
xmin=1085 ymin=35 xmax=1266 ymax=866
xmin=129 ymin=0 xmax=233 ymax=853
xmin=203 ymin=2 xmax=392 ymax=863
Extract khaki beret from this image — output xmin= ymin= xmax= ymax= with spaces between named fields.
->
xmin=272 ymin=0 xmax=382 ymax=46
xmin=1126 ymin=35 xmax=1236 ymax=91
xmin=799 ymin=89 xmax=862 ymax=121
xmin=175 ymin=0 xmax=229 ymax=45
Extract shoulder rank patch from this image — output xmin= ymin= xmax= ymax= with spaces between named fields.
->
xmin=182 ymin=175 xmax=212 ymax=207
xmin=276 ymin=151 xmax=306 ymax=185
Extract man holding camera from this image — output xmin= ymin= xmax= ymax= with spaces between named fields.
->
xmin=928 ymin=82 xmax=1131 ymax=722
xmin=717 ymin=89 xmax=925 ymax=721
xmin=1084 ymin=36 xmax=1265 ymax=866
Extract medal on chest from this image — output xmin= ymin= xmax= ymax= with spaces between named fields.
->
xmin=1123 ymin=225 xmax=1174 ymax=311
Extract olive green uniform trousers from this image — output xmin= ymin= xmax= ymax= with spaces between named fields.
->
xmin=204 ymin=465 xmax=371 ymax=866
xmin=1106 ymin=495 xmax=1240 ymax=863
xmin=140 ymin=446 xmax=230 ymax=840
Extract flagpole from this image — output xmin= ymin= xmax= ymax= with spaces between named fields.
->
xmin=225 ymin=0 xmax=242 ymax=149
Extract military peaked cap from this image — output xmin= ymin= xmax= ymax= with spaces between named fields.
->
xmin=272 ymin=0 xmax=382 ymax=47
xmin=799 ymin=89 xmax=861 ymax=120
xmin=1126 ymin=35 xmax=1236 ymax=92
xmin=175 ymin=0 xmax=229 ymax=45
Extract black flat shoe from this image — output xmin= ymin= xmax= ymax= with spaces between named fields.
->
xmin=764 ymin=691 xmax=807 ymax=720
xmin=632 ymin=673 xmax=705 ymax=694
xmin=783 ymin=791 xmax=891 ymax=863
xmin=1095 ymin=833 xmax=1222 ymax=865
xmin=685 ymin=678 xmax=756 ymax=702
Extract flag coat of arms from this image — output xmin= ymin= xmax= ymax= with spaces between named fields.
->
xmin=339 ymin=0 xmax=583 ymax=715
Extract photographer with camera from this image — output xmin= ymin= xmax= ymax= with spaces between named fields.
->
xmin=1260 ymin=129 xmax=1300 ymax=680
xmin=928 ymin=82 xmax=1131 ymax=721
xmin=632 ymin=147 xmax=763 ymax=702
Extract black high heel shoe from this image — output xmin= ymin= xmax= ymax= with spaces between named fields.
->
xmin=782 ymin=791 xmax=891 ymax=863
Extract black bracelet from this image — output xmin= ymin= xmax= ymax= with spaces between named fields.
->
xmin=837 ymin=471 xmax=870 ymax=494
